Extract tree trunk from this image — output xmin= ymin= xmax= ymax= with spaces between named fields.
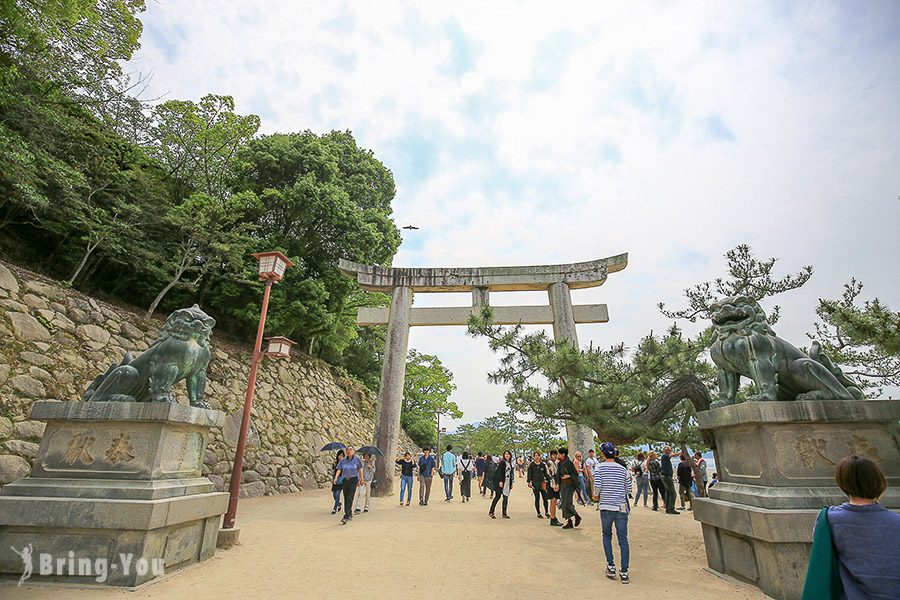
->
xmin=68 ymin=241 xmax=99 ymax=285
xmin=145 ymin=275 xmax=181 ymax=320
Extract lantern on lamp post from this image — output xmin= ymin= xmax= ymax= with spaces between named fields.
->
xmin=222 ymin=251 xmax=294 ymax=532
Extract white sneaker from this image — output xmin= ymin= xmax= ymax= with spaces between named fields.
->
xmin=605 ymin=565 xmax=616 ymax=579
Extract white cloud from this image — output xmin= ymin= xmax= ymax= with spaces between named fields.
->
xmin=130 ymin=1 xmax=900 ymax=428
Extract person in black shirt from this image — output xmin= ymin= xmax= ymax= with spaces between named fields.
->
xmin=661 ymin=446 xmax=679 ymax=514
xmin=557 ymin=447 xmax=582 ymax=529
xmin=395 ymin=451 xmax=416 ymax=507
xmin=483 ymin=453 xmax=497 ymax=498
xmin=526 ymin=451 xmax=549 ymax=518
xmin=676 ymin=454 xmax=694 ymax=511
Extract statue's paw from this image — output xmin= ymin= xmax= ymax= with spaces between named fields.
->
xmin=151 ymin=394 xmax=177 ymax=404
xmin=710 ymin=398 xmax=734 ymax=409
xmin=796 ymin=390 xmax=828 ymax=401
xmin=109 ymin=394 xmax=136 ymax=402
xmin=191 ymin=400 xmax=212 ymax=410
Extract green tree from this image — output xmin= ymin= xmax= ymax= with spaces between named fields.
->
xmin=144 ymin=191 xmax=257 ymax=318
xmin=227 ymin=130 xmax=401 ymax=353
xmin=811 ymin=279 xmax=900 ymax=395
xmin=149 ymin=94 xmax=260 ymax=200
xmin=401 ymin=350 xmax=460 ymax=448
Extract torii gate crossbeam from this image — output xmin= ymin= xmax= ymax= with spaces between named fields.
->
xmin=339 ymin=253 xmax=628 ymax=497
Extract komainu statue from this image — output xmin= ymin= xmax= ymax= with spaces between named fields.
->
xmin=83 ymin=305 xmax=216 ymax=409
xmin=709 ymin=296 xmax=864 ymax=408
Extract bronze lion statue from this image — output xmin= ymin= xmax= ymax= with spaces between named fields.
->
xmin=709 ymin=296 xmax=863 ymax=408
xmin=83 ymin=304 xmax=216 ymax=408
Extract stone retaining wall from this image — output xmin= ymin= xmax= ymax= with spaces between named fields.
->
xmin=0 ymin=260 xmax=413 ymax=498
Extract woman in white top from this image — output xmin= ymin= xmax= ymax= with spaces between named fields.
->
xmin=457 ymin=451 xmax=476 ymax=503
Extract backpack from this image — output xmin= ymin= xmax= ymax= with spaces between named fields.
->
xmin=633 ymin=461 xmax=643 ymax=476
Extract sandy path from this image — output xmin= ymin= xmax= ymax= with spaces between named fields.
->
xmin=3 ymin=485 xmax=766 ymax=600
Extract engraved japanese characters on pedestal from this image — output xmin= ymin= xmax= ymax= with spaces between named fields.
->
xmin=708 ymin=296 xmax=864 ymax=407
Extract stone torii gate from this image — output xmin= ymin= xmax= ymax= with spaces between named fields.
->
xmin=339 ymin=253 xmax=628 ymax=496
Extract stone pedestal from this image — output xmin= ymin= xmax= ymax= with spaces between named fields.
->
xmin=0 ymin=401 xmax=228 ymax=587
xmin=693 ymin=400 xmax=900 ymax=600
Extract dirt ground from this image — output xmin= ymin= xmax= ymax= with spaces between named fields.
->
xmin=3 ymin=485 xmax=767 ymax=600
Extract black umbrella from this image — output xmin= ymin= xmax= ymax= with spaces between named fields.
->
xmin=355 ymin=445 xmax=384 ymax=457
xmin=320 ymin=442 xmax=346 ymax=451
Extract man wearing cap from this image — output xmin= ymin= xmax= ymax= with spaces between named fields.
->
xmin=592 ymin=442 xmax=632 ymax=584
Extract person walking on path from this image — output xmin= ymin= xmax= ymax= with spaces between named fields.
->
xmin=647 ymin=451 xmax=665 ymax=511
xmin=458 ymin=451 xmax=475 ymax=502
xmin=483 ymin=453 xmax=497 ymax=498
xmin=546 ymin=449 xmax=562 ymax=526
xmin=592 ymin=442 xmax=632 ymax=584
xmin=441 ymin=445 xmax=458 ymax=502
xmin=475 ymin=452 xmax=486 ymax=495
xmin=354 ymin=453 xmax=376 ymax=513
xmin=802 ymin=455 xmax=900 ymax=600
xmin=527 ymin=451 xmax=550 ymax=518
xmin=676 ymin=453 xmax=694 ymax=511
xmin=661 ymin=446 xmax=680 ymax=515
xmin=418 ymin=447 xmax=437 ymax=506
xmin=573 ymin=451 xmax=587 ymax=505
xmin=489 ymin=450 xmax=515 ymax=519
xmin=516 ymin=455 xmax=526 ymax=479
xmin=584 ymin=449 xmax=599 ymax=508
xmin=395 ymin=452 xmax=416 ymax=506
xmin=694 ymin=451 xmax=708 ymax=494
xmin=330 ymin=450 xmax=345 ymax=515
xmin=557 ymin=447 xmax=582 ymax=529
xmin=334 ymin=446 xmax=364 ymax=524
xmin=632 ymin=452 xmax=649 ymax=507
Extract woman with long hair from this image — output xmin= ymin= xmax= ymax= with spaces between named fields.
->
xmin=632 ymin=452 xmax=649 ymax=507
xmin=489 ymin=450 xmax=514 ymax=519
xmin=527 ymin=451 xmax=550 ymax=518
xmin=330 ymin=450 xmax=345 ymax=515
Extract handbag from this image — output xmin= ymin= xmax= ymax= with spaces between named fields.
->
xmin=801 ymin=507 xmax=844 ymax=600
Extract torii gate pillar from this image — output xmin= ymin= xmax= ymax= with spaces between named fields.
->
xmin=548 ymin=282 xmax=596 ymax=455
xmin=340 ymin=254 xmax=628 ymax=496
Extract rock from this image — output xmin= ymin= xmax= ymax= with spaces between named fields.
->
xmin=0 ymin=364 xmax=9 ymax=386
xmin=76 ymin=324 xmax=111 ymax=348
xmin=13 ymin=420 xmax=45 ymax=441
xmin=6 ymin=311 xmax=51 ymax=342
xmin=0 ymin=417 xmax=12 ymax=440
xmin=208 ymin=474 xmax=225 ymax=491
xmin=28 ymin=366 xmax=53 ymax=382
xmin=120 ymin=322 xmax=143 ymax=340
xmin=300 ymin=472 xmax=319 ymax=490
xmin=19 ymin=351 xmax=54 ymax=367
xmin=223 ymin=409 xmax=260 ymax=448
xmin=256 ymin=464 xmax=270 ymax=477
xmin=212 ymin=461 xmax=231 ymax=475
xmin=239 ymin=481 xmax=266 ymax=498
xmin=242 ymin=470 xmax=261 ymax=483
xmin=3 ymin=440 xmax=40 ymax=460
xmin=22 ymin=293 xmax=49 ymax=311
xmin=25 ymin=280 xmax=65 ymax=302
xmin=203 ymin=450 xmax=218 ymax=465
xmin=9 ymin=374 xmax=46 ymax=398
xmin=0 ymin=263 xmax=19 ymax=294
xmin=0 ymin=454 xmax=30 ymax=484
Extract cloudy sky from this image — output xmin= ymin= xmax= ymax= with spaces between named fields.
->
xmin=130 ymin=1 xmax=900 ymax=429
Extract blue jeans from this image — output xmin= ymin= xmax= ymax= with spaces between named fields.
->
xmin=600 ymin=510 xmax=630 ymax=572
xmin=578 ymin=474 xmax=588 ymax=503
xmin=400 ymin=475 xmax=413 ymax=503
xmin=634 ymin=477 xmax=649 ymax=506
xmin=332 ymin=488 xmax=342 ymax=511
xmin=443 ymin=473 xmax=454 ymax=499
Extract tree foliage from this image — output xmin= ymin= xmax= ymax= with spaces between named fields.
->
xmin=443 ymin=411 xmax=564 ymax=457
xmin=401 ymin=350 xmax=460 ymax=448
xmin=811 ymin=279 xmax=900 ymax=395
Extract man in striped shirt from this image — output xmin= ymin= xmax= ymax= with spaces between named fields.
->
xmin=592 ymin=441 xmax=631 ymax=584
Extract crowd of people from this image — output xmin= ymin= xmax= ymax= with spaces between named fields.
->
xmin=329 ymin=442 xmax=897 ymax=594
